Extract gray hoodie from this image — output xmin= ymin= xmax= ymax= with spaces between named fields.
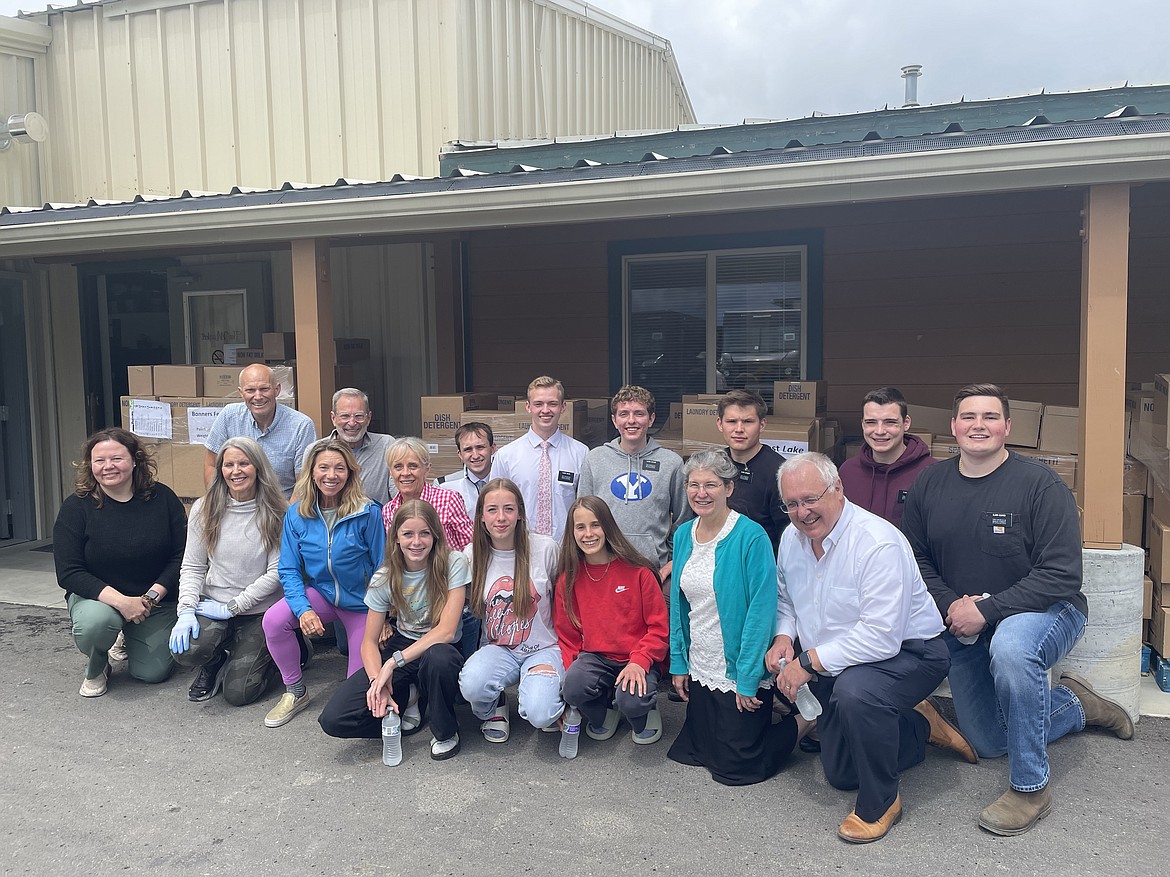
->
xmin=577 ymin=437 xmax=692 ymax=568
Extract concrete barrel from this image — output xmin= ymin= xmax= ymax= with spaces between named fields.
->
xmin=1055 ymin=544 xmax=1145 ymax=724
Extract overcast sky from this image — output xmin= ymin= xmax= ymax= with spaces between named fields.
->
xmin=3 ymin=0 xmax=1167 ymax=123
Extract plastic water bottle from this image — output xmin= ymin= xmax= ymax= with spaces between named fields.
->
xmin=957 ymin=593 xmax=993 ymax=645
xmin=382 ymin=708 xmax=402 ymax=766
xmin=559 ymin=707 xmax=581 ymax=759
xmin=779 ymin=659 xmax=823 ymax=721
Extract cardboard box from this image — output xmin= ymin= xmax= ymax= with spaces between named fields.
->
xmin=1014 ymin=448 xmax=1077 ymax=491
xmin=1005 ymin=399 xmax=1042 ymax=448
xmin=473 ymin=411 xmax=521 ymax=447
xmin=150 ymin=442 xmax=173 ymax=486
xmin=169 ymin=442 xmax=208 ymax=497
xmin=761 ymin=419 xmax=815 ymax=456
xmin=202 ymin=367 xmax=241 ymax=396
xmin=661 ymin=402 xmax=684 ymax=435
xmin=334 ymin=338 xmax=371 ymax=365
xmin=907 ymin=405 xmax=953 ymax=437
xmin=1150 ymin=477 xmax=1170 ymax=529
xmin=1145 ymin=575 xmax=1154 ymax=620
xmin=682 ymin=400 xmax=724 ymax=445
xmin=497 ymin=394 xmax=524 ymax=411
xmin=575 ymin=398 xmax=611 ymax=446
xmin=1039 ymin=404 xmax=1079 ymax=454
xmin=1151 ymin=606 xmax=1170 ymax=658
xmin=1155 ymin=576 xmax=1170 ymax=610
xmin=153 ymin=365 xmax=204 ymax=398
xmin=1148 ymin=514 xmax=1170 ymax=585
xmin=772 ymin=381 xmax=827 ymax=419
xmin=263 ymin=332 xmax=297 ymax=361
xmin=127 ymin=366 xmax=153 ymax=396
xmin=1123 ymin=493 xmax=1145 ymax=548
xmin=421 ymin=394 xmax=498 ymax=439
xmin=1153 ymin=374 xmax=1170 ymax=449
xmin=1124 ymin=456 xmax=1148 ymax=495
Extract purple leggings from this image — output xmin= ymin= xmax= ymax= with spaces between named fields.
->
xmin=262 ymin=589 xmax=367 ymax=685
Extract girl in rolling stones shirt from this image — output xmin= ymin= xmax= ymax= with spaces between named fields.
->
xmin=458 ymin=478 xmax=565 ymax=744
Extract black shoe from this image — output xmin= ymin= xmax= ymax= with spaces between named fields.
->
xmin=189 ymin=653 xmax=227 ymax=702
xmin=799 ymin=734 xmax=821 ymax=754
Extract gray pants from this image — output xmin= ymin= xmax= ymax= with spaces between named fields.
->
xmin=172 ymin=614 xmax=275 ymax=706
xmin=562 ymin=652 xmax=659 ymax=734
xmin=68 ymin=593 xmax=176 ymax=683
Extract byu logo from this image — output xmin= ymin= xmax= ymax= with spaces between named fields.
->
xmin=611 ymin=473 xmax=653 ymax=501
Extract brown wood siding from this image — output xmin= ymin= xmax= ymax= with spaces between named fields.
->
xmin=464 ymin=185 xmax=1170 ymax=431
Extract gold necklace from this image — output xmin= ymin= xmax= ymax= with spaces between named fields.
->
xmin=584 ymin=559 xmax=613 ymax=582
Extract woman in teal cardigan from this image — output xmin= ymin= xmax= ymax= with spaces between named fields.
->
xmin=667 ymin=449 xmax=801 ymax=785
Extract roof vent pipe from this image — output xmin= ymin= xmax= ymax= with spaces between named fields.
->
xmin=901 ymin=65 xmax=922 ymax=108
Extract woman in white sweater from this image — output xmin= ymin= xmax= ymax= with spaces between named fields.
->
xmin=168 ymin=437 xmax=286 ymax=704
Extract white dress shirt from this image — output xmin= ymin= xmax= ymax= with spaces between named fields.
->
xmin=775 ymin=499 xmax=943 ymax=676
xmin=438 ymin=462 xmax=494 ymax=521
xmin=492 ymin=429 xmax=587 ymax=541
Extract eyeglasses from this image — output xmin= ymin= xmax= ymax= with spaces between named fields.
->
xmin=779 ymin=484 xmax=832 ymax=514
xmin=685 ymin=480 xmax=727 ymax=493
xmin=334 ymin=413 xmax=369 ymax=423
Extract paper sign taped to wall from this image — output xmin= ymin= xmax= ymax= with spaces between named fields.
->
xmin=761 ymin=438 xmax=808 ymax=456
xmin=187 ymin=407 xmax=224 ymax=444
xmin=130 ymin=400 xmax=173 ymax=440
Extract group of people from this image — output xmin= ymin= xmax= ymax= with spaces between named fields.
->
xmin=54 ymin=368 xmax=1135 ymax=843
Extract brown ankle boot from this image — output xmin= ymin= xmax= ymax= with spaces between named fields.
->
xmin=1059 ymin=673 xmax=1134 ymax=739
xmin=978 ymin=787 xmax=1053 ymax=836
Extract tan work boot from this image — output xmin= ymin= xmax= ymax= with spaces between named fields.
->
xmin=978 ymin=786 xmax=1052 ymax=836
xmin=914 ymin=697 xmax=978 ymax=763
xmin=1059 ymin=672 xmax=1134 ymax=740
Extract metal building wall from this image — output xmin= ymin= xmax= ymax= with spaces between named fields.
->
xmin=0 ymin=18 xmax=49 ymax=210
xmin=32 ymin=0 xmax=692 ymax=204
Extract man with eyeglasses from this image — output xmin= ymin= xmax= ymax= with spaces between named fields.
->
xmin=767 ymin=452 xmax=971 ymax=844
xmin=902 ymin=383 xmax=1133 ymax=837
xmin=316 ymin=388 xmax=396 ymax=504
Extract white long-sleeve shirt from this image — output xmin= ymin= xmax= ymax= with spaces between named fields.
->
xmin=491 ymin=429 xmax=587 ymax=540
xmin=775 ymin=499 xmax=943 ymax=676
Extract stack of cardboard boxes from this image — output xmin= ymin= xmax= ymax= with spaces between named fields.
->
xmin=668 ymin=380 xmax=829 ymax=458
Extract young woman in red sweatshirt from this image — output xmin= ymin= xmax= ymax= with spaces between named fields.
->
xmin=553 ymin=495 xmax=669 ymax=758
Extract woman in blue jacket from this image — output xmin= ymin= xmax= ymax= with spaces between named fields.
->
xmin=667 ymin=448 xmax=801 ymax=785
xmin=261 ymin=439 xmax=385 ymax=729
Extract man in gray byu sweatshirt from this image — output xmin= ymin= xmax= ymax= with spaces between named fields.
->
xmin=577 ymin=385 xmax=692 ymax=582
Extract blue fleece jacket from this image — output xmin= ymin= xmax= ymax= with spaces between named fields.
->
xmin=669 ymin=513 xmax=778 ymax=697
xmin=278 ymin=500 xmax=386 ymax=616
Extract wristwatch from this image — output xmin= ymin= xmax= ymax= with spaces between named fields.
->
xmin=143 ymin=588 xmax=163 ymax=607
xmin=797 ymin=650 xmax=817 ymax=677
xmin=392 ymin=650 xmax=406 ymax=669
xmin=226 ymin=598 xmax=240 ymax=616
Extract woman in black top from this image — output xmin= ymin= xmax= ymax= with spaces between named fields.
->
xmin=54 ymin=428 xmax=187 ymax=697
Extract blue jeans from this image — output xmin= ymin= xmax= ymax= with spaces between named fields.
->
xmin=945 ymin=600 xmax=1087 ymax=792
xmin=458 ymin=644 xmax=565 ymax=729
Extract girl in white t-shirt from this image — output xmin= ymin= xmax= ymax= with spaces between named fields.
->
xmin=458 ymin=478 xmax=564 ymax=743
xmin=318 ymin=499 xmax=470 ymax=761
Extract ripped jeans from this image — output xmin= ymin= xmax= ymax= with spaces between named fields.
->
xmin=459 ymin=643 xmax=565 ymax=729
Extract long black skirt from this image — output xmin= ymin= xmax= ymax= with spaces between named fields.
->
xmin=667 ymin=680 xmax=797 ymax=786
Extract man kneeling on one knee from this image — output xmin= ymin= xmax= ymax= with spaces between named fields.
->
xmin=902 ymin=383 xmax=1134 ymax=837
xmin=767 ymin=453 xmax=976 ymax=844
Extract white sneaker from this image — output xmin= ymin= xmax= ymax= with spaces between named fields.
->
xmin=80 ymin=665 xmax=109 ymax=698
xmin=107 ymin=631 xmax=128 ymax=663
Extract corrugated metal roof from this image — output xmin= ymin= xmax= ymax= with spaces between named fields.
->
xmin=438 ymin=82 xmax=1170 ymax=174
xmin=3 ymin=113 xmax=1168 ymax=224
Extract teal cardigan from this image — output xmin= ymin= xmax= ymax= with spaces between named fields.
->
xmin=670 ymin=513 xmax=778 ymax=697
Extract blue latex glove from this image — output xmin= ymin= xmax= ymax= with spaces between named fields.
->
xmin=195 ymin=599 xmax=233 ymax=621
xmin=169 ymin=612 xmax=200 ymax=654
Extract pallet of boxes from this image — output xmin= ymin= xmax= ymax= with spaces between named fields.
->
xmin=1136 ymin=374 xmax=1170 ymax=693
xmin=658 ymin=380 xmax=832 ymax=459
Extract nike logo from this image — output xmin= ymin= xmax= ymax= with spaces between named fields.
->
xmin=615 ymin=586 xmax=628 ymax=593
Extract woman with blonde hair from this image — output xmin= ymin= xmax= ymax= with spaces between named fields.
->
xmin=168 ymin=437 xmax=287 ymax=705
xmin=319 ymin=500 xmax=470 ymax=760
xmin=54 ymin=428 xmax=186 ymax=697
xmin=458 ymin=478 xmax=564 ymax=743
xmin=261 ymin=439 xmax=385 ymax=728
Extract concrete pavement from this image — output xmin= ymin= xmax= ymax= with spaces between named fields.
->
xmin=2 ymin=594 xmax=1167 ymax=877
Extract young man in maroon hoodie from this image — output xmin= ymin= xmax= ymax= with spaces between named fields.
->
xmin=839 ymin=387 xmax=934 ymax=527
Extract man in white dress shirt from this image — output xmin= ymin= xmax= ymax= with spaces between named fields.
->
xmin=766 ymin=453 xmax=975 ymax=844
xmin=438 ymin=421 xmax=497 ymax=520
xmin=491 ymin=376 xmax=587 ymax=541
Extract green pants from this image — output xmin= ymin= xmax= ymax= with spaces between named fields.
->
xmin=67 ymin=593 xmax=176 ymax=683
xmin=171 ymin=614 xmax=276 ymax=706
